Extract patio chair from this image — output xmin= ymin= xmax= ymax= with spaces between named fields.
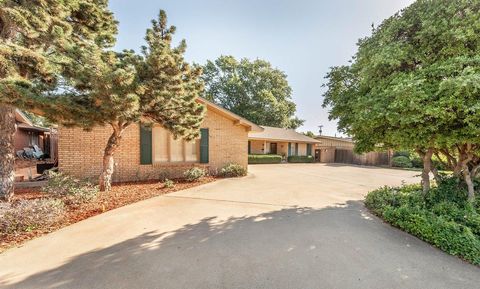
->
xmin=23 ymin=147 xmax=34 ymax=159
xmin=16 ymin=150 xmax=25 ymax=159
xmin=33 ymin=145 xmax=44 ymax=159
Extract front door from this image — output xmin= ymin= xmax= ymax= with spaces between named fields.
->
xmin=270 ymin=143 xmax=278 ymax=154
xmin=315 ymin=149 xmax=321 ymax=162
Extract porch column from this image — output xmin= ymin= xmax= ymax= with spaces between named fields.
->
xmin=264 ymin=140 xmax=267 ymax=154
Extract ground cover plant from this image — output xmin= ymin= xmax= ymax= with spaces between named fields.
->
xmin=365 ymin=177 xmax=480 ymax=265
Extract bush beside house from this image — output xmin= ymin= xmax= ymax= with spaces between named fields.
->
xmin=219 ymin=163 xmax=247 ymax=177
xmin=248 ymin=154 xmax=282 ymax=164
xmin=287 ymin=155 xmax=314 ymax=163
xmin=44 ymin=171 xmax=98 ymax=207
xmin=183 ymin=167 xmax=207 ymax=182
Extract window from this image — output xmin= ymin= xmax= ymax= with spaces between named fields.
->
xmin=28 ymin=132 xmax=39 ymax=146
xmin=291 ymin=143 xmax=296 ymax=156
xmin=152 ymin=126 xmax=199 ymax=163
xmin=185 ymin=140 xmax=198 ymax=162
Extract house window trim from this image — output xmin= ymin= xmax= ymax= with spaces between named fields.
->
xmin=152 ymin=125 xmax=200 ymax=164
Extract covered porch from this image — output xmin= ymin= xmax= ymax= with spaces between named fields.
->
xmin=248 ymin=139 xmax=313 ymax=158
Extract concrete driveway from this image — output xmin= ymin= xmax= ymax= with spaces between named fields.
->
xmin=0 ymin=164 xmax=479 ymax=289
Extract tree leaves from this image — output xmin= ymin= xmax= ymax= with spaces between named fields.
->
xmin=202 ymin=55 xmax=304 ymax=129
xmin=323 ymin=0 xmax=480 ymax=153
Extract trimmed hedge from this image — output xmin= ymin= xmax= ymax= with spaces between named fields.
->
xmin=248 ymin=154 xmax=282 ymax=164
xmin=287 ymin=155 xmax=314 ymax=163
xmin=365 ymin=180 xmax=480 ymax=265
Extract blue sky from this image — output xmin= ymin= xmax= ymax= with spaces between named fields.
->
xmin=109 ymin=0 xmax=414 ymax=136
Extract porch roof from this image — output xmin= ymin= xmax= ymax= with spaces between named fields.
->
xmin=248 ymin=126 xmax=321 ymax=143
xmin=17 ymin=123 xmax=50 ymax=133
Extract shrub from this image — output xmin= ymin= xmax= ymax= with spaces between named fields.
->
xmin=163 ymin=179 xmax=175 ymax=188
xmin=391 ymin=156 xmax=413 ymax=168
xmin=425 ymin=176 xmax=469 ymax=206
xmin=411 ymin=156 xmax=423 ymax=168
xmin=248 ymin=154 xmax=282 ymax=164
xmin=393 ymin=151 xmax=411 ymax=158
xmin=409 ymin=154 xmax=448 ymax=171
xmin=365 ymin=182 xmax=480 ymax=265
xmin=287 ymin=155 xmax=314 ymax=163
xmin=219 ymin=163 xmax=247 ymax=178
xmin=43 ymin=171 xmax=98 ymax=207
xmin=0 ymin=199 xmax=65 ymax=234
xmin=183 ymin=167 xmax=206 ymax=182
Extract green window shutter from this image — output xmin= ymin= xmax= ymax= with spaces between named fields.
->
xmin=200 ymin=128 xmax=209 ymax=163
xmin=295 ymin=143 xmax=299 ymax=156
xmin=288 ymin=143 xmax=291 ymax=156
xmin=248 ymin=141 xmax=251 ymax=154
xmin=307 ymin=144 xmax=312 ymax=156
xmin=140 ymin=124 xmax=152 ymax=165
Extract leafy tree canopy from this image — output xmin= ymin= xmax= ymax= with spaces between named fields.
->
xmin=303 ymin=131 xmax=317 ymax=138
xmin=202 ymin=55 xmax=304 ymax=129
xmin=323 ymin=0 xmax=480 ymax=197
xmin=324 ymin=0 xmax=480 ymax=153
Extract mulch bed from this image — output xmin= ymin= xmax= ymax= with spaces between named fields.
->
xmin=0 ymin=177 xmax=216 ymax=253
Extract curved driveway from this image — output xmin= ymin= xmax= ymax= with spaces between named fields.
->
xmin=0 ymin=164 xmax=479 ymax=289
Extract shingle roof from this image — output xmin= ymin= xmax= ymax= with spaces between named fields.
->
xmin=248 ymin=126 xmax=321 ymax=143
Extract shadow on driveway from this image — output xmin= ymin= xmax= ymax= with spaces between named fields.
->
xmin=2 ymin=201 xmax=478 ymax=289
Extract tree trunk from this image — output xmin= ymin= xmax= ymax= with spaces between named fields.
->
xmin=462 ymin=166 xmax=475 ymax=202
xmin=99 ymin=124 xmax=126 ymax=192
xmin=418 ymin=148 xmax=434 ymax=194
xmin=431 ymin=166 xmax=441 ymax=184
xmin=0 ymin=105 xmax=16 ymax=202
xmin=454 ymin=146 xmax=476 ymax=202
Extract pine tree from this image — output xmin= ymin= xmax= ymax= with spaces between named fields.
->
xmin=0 ymin=0 xmax=117 ymax=201
xmin=81 ymin=10 xmax=205 ymax=191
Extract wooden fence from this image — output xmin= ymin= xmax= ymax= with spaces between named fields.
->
xmin=334 ymin=149 xmax=391 ymax=166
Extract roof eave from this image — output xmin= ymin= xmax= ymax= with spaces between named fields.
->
xmin=197 ymin=97 xmax=263 ymax=132
xmin=15 ymin=110 xmax=33 ymax=126
xmin=248 ymin=136 xmax=321 ymax=144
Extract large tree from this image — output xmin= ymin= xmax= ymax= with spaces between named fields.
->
xmin=323 ymin=0 xmax=480 ymax=199
xmin=75 ymin=10 xmax=205 ymax=191
xmin=202 ymin=56 xmax=304 ymax=129
xmin=0 ymin=0 xmax=117 ymax=201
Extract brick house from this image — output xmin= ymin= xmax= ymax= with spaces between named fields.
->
xmin=248 ymin=126 xmax=320 ymax=159
xmin=58 ymin=98 xmax=262 ymax=182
